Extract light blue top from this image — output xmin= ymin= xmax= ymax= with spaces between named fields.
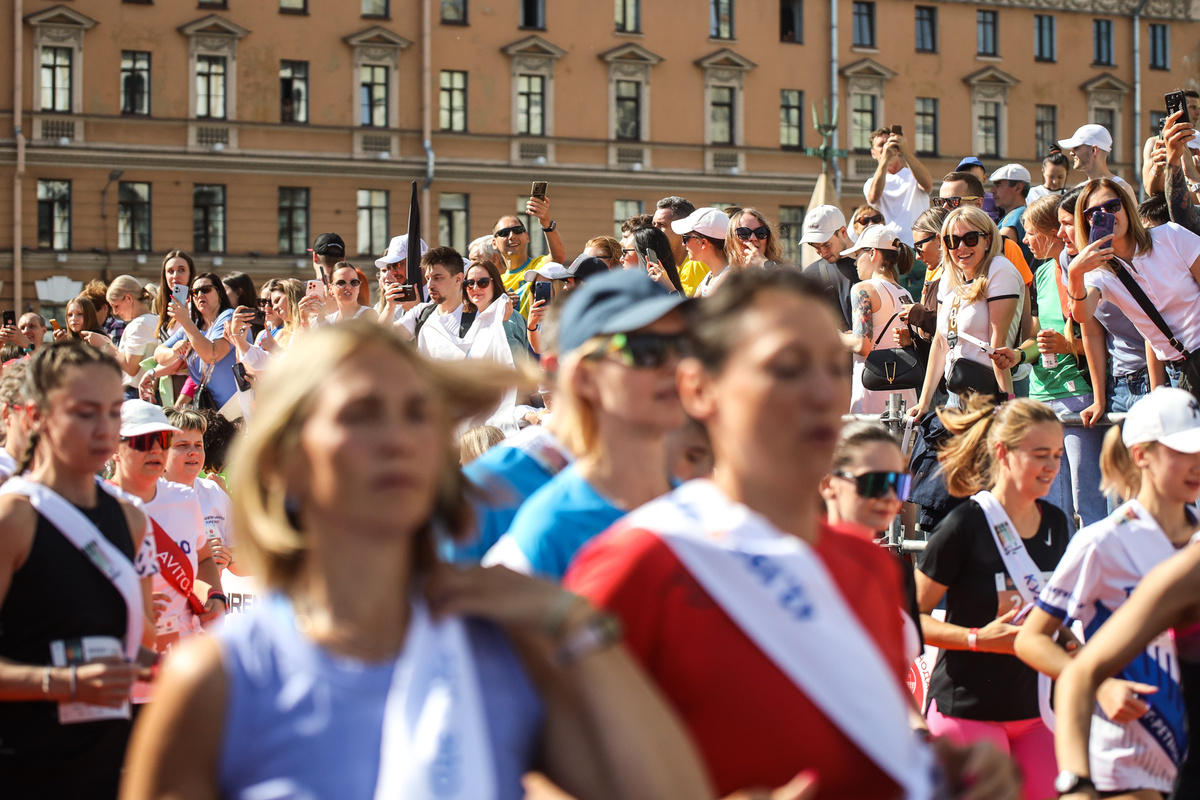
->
xmin=163 ymin=308 xmax=241 ymax=407
xmin=217 ymin=594 xmax=543 ymax=800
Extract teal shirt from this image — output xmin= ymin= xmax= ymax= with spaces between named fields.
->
xmin=1029 ymin=259 xmax=1090 ymax=401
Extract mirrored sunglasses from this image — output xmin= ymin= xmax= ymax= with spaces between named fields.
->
xmin=833 ymin=470 xmax=912 ymax=501
xmin=124 ymin=431 xmax=174 ymax=452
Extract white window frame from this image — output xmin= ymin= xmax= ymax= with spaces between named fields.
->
xmin=600 ymin=44 xmax=662 ymax=147
xmin=179 ymin=16 xmax=250 ymax=123
xmin=964 ymin=67 xmax=1018 ymax=160
xmin=502 ymin=35 xmax=566 ymax=139
xmin=696 ymin=49 xmax=756 ymax=150
xmin=1084 ymin=75 xmax=1131 ymax=165
xmin=27 ymin=7 xmax=97 ymax=118
xmin=840 ymin=58 xmax=896 ymax=157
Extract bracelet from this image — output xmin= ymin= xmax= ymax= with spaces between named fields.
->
xmin=68 ymin=665 xmax=77 ymax=701
xmin=543 ymin=592 xmax=583 ymax=640
xmin=42 ymin=666 xmax=51 ymax=697
xmin=554 ymin=612 xmax=623 ymax=666
xmin=1069 ymin=290 xmax=1087 ymax=301
xmin=967 ymin=628 xmax=980 ymax=652
xmin=207 ymin=592 xmax=229 ymax=610
xmin=1017 ymin=349 xmax=1027 ymax=365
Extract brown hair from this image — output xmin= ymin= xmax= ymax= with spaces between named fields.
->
xmin=585 ymin=236 xmax=622 ymax=267
xmin=65 ymin=297 xmax=101 ymax=340
xmin=1022 ymin=194 xmax=1063 ymax=238
xmin=937 ymin=394 xmax=1061 ymax=497
xmin=155 ymin=250 xmax=196 ymax=338
xmin=1074 ymin=178 xmax=1154 ymax=265
xmin=80 ymin=280 xmax=111 ymax=316
xmin=831 ymin=421 xmax=901 ymax=472
xmin=460 ymin=425 xmax=506 ymax=464
xmin=461 ymin=259 xmax=506 ymax=313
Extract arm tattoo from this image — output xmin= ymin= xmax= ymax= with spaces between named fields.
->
xmin=1167 ymin=164 xmax=1200 ymax=237
xmin=852 ymin=287 xmax=874 ymax=340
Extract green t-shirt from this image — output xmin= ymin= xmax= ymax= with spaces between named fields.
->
xmin=1029 ymin=259 xmax=1090 ymax=401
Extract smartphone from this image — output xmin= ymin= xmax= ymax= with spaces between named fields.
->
xmin=49 ymin=319 xmax=61 ymax=332
xmin=171 ymin=284 xmax=189 ymax=308
xmin=232 ymin=363 xmax=252 ymax=393
xmin=890 ymin=124 xmax=903 ymax=136
xmin=645 ymin=247 xmax=661 ymax=268
xmin=1165 ymin=90 xmax=1188 ymax=123
xmin=2 ymin=311 xmax=15 ymax=328
xmin=1090 ymin=209 xmax=1116 ymax=244
xmin=305 ymin=280 xmax=323 ymax=299
xmin=249 ymin=309 xmax=266 ymax=328
xmin=530 ymin=181 xmax=548 ymax=201
xmin=533 ymin=281 xmax=553 ymax=306
xmin=397 ymin=284 xmax=419 ymax=303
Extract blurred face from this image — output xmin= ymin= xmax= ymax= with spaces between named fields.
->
xmin=18 ymin=313 xmax=46 ymax=346
xmin=991 ymin=180 xmax=1024 ymax=211
xmin=996 ymin=421 xmax=1064 ymax=499
xmin=66 ymin=302 xmax=85 ymax=333
xmin=1136 ymin=443 xmax=1200 ymax=505
xmin=821 ymin=440 xmax=907 ymax=533
xmin=425 ymin=265 xmax=462 ymax=305
xmin=912 ymin=227 xmax=942 ymax=268
xmin=191 ymin=277 xmax=219 ymax=319
xmin=1082 ymin=186 xmax=1129 ymax=243
xmin=811 ymin=230 xmax=848 ymax=264
xmin=667 ymin=423 xmax=714 ymax=483
xmin=735 ymin=213 xmax=770 ymax=256
xmin=1056 ymin=208 xmax=1078 ymax=256
xmin=164 ymin=428 xmax=205 ymax=486
xmin=1023 ymin=224 xmax=1062 ymax=261
xmin=464 ymin=265 xmax=497 ymax=309
xmin=331 ymin=267 xmax=361 ymax=305
xmin=652 ymin=208 xmax=684 ymax=252
xmin=271 ymin=290 xmax=290 ymax=324
xmin=29 ymin=364 xmax=123 ymax=476
xmin=944 ymin=219 xmax=992 ymax=276
xmin=165 ymin=258 xmax=191 ymax=288
xmin=492 ymin=216 xmax=529 ymax=259
xmin=1188 ymin=96 xmax=1200 ymax=126
xmin=1043 ymin=163 xmax=1068 ymax=190
xmin=262 ymin=287 xmax=283 ymax=327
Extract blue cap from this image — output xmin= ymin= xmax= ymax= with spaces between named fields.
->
xmin=956 ymin=156 xmax=985 ymax=171
xmin=557 ymin=269 xmax=687 ymax=355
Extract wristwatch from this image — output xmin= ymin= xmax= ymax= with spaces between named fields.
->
xmin=544 ymin=219 xmax=557 ymax=232
xmin=1053 ymin=771 xmax=1096 ymax=796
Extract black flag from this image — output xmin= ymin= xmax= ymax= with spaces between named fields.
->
xmin=406 ymin=180 xmax=422 ymax=288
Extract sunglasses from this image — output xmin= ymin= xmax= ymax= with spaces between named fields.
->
xmin=493 ymin=225 xmax=526 ymax=238
xmin=1083 ymin=198 xmax=1123 ymax=219
xmin=191 ymin=285 xmax=216 ymax=297
xmin=257 ymin=298 xmax=271 ymax=308
xmin=333 ymin=279 xmax=361 ymax=288
xmin=833 ymin=470 xmax=913 ymax=502
xmin=942 ymin=230 xmax=990 ymax=250
xmin=621 ymin=248 xmax=637 ymax=255
xmin=463 ymin=276 xmax=492 ymax=289
xmin=932 ymin=196 xmax=981 ymax=209
xmin=855 ymin=215 xmax=884 ymax=226
xmin=124 ymin=431 xmax=174 ymax=452
xmin=913 ymin=234 xmax=937 ymax=249
xmin=735 ymin=226 xmax=771 ymax=241
xmin=594 ymin=332 xmax=690 ymax=370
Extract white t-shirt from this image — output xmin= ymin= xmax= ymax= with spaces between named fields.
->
xmin=1084 ymin=222 xmax=1200 ymax=362
xmin=193 ymin=476 xmax=233 ymax=547
xmin=396 ymin=302 xmax=467 ymax=359
xmin=695 ymin=265 xmax=730 ymax=297
xmin=324 ymin=306 xmax=373 ymax=324
xmin=937 ymin=256 xmax=1025 ymax=380
xmin=119 ymin=313 xmax=158 ymax=388
xmin=1035 ymin=499 xmax=1186 ymax=793
xmin=1026 ymin=185 xmax=1065 ymax=204
xmin=862 ymin=166 xmax=929 ymax=246
xmin=145 ymin=479 xmax=206 ymax=637
xmin=1075 ymin=175 xmax=1133 ymax=193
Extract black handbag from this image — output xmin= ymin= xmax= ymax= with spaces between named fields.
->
xmin=1111 ymin=258 xmax=1200 ymax=399
xmin=862 ymin=312 xmax=923 ymax=391
xmin=946 ymin=356 xmax=1001 ymax=398
xmin=193 ymin=362 xmax=219 ymax=412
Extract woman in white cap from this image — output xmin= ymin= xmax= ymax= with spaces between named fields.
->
xmin=672 ymin=208 xmax=732 ymax=297
xmin=1013 ymin=387 xmax=1200 ymax=800
xmin=838 ymin=223 xmax=918 ymax=414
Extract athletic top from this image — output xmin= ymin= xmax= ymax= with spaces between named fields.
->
xmin=565 ymin=520 xmax=906 ymax=799
xmin=0 ymin=489 xmax=135 ymax=797
xmin=217 ymin=594 xmax=543 ymax=800
xmin=145 ymin=479 xmax=206 ymax=636
xmin=193 ymin=476 xmax=233 ymax=547
xmin=917 ymin=499 xmax=1069 ymax=721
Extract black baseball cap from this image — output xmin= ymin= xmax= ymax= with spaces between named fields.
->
xmin=309 ymin=233 xmax=345 ymax=256
xmin=568 ymin=254 xmax=611 ymax=284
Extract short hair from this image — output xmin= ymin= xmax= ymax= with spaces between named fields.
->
xmin=1138 ymin=193 xmax=1171 ymax=227
xmin=871 ymin=128 xmax=893 ymax=144
xmin=166 ymin=408 xmax=208 ymax=434
xmin=1185 ymin=90 xmax=1200 ymax=100
xmin=941 ymin=171 xmax=986 ymax=198
xmin=19 ymin=313 xmax=46 ymax=331
xmin=622 ymin=213 xmax=654 ymax=234
xmin=200 ymin=409 xmax=238 ymax=474
xmin=584 ymin=236 xmax=621 ymax=266
xmin=80 ymin=280 xmax=110 ymax=313
xmin=421 ymin=246 xmax=466 ymax=276
xmin=655 ymin=196 xmax=695 ymax=220
xmin=468 ymin=234 xmax=497 ymax=260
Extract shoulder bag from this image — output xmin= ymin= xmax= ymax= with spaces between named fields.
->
xmin=862 ymin=312 xmax=923 ymax=391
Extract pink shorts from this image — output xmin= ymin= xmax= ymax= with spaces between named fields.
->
xmin=927 ymin=699 xmax=1056 ymax=800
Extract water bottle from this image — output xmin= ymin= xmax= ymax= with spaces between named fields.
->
xmin=1040 ymin=352 xmax=1059 ymax=369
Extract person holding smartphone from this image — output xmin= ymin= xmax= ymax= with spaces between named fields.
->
xmin=151 ymin=274 xmax=243 ymax=410
xmin=864 ymin=126 xmax=933 ymax=246
xmin=79 ymin=276 xmax=157 ymax=400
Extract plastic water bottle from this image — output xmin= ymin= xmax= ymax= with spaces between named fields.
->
xmin=1040 ymin=352 xmax=1059 ymax=369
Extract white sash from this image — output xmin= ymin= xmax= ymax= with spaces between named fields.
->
xmin=0 ymin=477 xmax=143 ymax=661
xmin=374 ymin=601 xmax=496 ymax=800
xmin=637 ymin=481 xmax=937 ymax=800
xmin=971 ymin=491 xmax=1056 ymax=729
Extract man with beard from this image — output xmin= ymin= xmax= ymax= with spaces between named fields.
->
xmin=393 ymin=246 xmax=474 ymax=360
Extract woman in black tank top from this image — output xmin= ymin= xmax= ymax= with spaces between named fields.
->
xmin=0 ymin=342 xmax=151 ymax=799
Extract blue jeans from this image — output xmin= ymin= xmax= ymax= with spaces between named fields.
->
xmin=1108 ymin=368 xmax=1149 ymax=414
xmin=1167 ymin=361 xmax=1184 ymax=389
xmin=1047 ymin=393 xmax=1108 ymax=531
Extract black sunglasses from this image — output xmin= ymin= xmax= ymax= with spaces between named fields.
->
xmin=463 ymin=276 xmax=492 ymax=289
xmin=735 ymin=226 xmax=770 ymax=241
xmin=594 ymin=332 xmax=690 ymax=370
xmin=932 ymin=196 xmax=981 ymax=210
xmin=913 ymin=234 xmax=937 ymax=249
xmin=942 ymin=230 xmax=990 ymax=250
xmin=832 ymin=470 xmax=912 ymax=502
xmin=334 ymin=279 xmax=361 ymax=288
xmin=191 ymin=285 xmax=216 ymax=297
xmin=257 ymin=298 xmax=271 ymax=308
xmin=493 ymin=224 xmax=526 ymax=238
xmin=1083 ymin=198 xmax=1123 ymax=219
xmin=855 ymin=215 xmax=884 ymax=226
xmin=124 ymin=431 xmax=174 ymax=452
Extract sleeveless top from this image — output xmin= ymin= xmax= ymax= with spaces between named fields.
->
xmin=218 ymin=594 xmax=544 ymax=800
xmin=0 ymin=489 xmax=135 ymax=799
xmin=851 ymin=278 xmax=916 ymax=414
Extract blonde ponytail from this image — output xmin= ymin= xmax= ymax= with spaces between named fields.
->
xmin=938 ymin=394 xmax=1061 ymax=498
xmin=1099 ymin=423 xmax=1143 ymax=502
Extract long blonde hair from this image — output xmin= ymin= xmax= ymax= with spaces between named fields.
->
xmin=106 ymin=274 xmax=151 ymax=310
xmin=937 ymin=394 xmax=1061 ymax=497
xmin=940 ymin=206 xmax=1003 ymax=303
xmin=725 ymin=209 xmax=783 ymax=267
xmin=1099 ymin=423 xmax=1151 ymax=502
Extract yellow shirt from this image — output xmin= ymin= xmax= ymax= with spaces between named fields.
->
xmin=502 ymin=255 xmax=550 ymax=317
xmin=677 ymin=258 xmax=710 ymax=298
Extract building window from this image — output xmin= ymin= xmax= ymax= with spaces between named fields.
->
xmin=780 ymin=89 xmax=802 ymax=150
xmin=780 ymin=0 xmax=802 ymax=43
xmin=778 ymin=205 xmax=806 ymax=266
xmin=613 ymin=200 xmax=643 ymax=238
xmin=193 ymin=185 xmax=226 ymax=253
xmin=977 ymin=101 xmax=1000 ymax=157
xmin=711 ymin=0 xmax=734 ymax=39
xmin=517 ymin=74 xmax=545 ymax=136
xmin=278 ymin=188 xmax=309 ymax=255
xmin=1094 ymin=107 xmax=1116 ymax=142
xmin=41 ymin=47 xmax=72 ymax=113
xmin=438 ymin=193 xmax=469 ymax=253
xmin=1035 ymin=105 xmax=1057 ymax=157
xmin=915 ymin=6 xmax=937 ymax=53
xmin=280 ymin=0 xmax=307 ymax=12
xmin=1093 ymin=19 xmax=1113 ymax=65
xmin=37 ymin=180 xmax=71 ymax=250
xmin=1034 ymin=15 xmax=1056 ymax=62
xmin=440 ymin=70 xmax=467 ymax=132
xmin=977 ymin=11 xmax=998 ymax=56
xmin=357 ymin=189 xmax=389 ymax=256
xmin=199 ymin=0 xmax=228 ymax=7
xmin=362 ymin=0 xmax=388 ymax=17
xmin=520 ymin=0 xmax=545 ymax=29
xmin=196 ymin=55 xmax=227 ymax=120
xmin=360 ymin=64 xmax=389 ymax=127
xmin=280 ymin=61 xmax=308 ymax=123
xmin=118 ymin=182 xmax=151 ymax=252
xmin=710 ymin=86 xmax=734 ymax=146
xmin=616 ymin=0 xmax=639 ymax=33
xmin=915 ymin=97 xmax=938 ymax=155
xmin=1149 ymin=24 xmax=1169 ymax=70
xmin=442 ymin=0 xmax=467 ymax=24
xmin=615 ymin=80 xmax=641 ymax=141
xmin=852 ymin=2 xmax=875 ymax=48
xmin=120 ymin=51 xmax=150 ymax=116
xmin=851 ymin=92 xmax=877 ymax=152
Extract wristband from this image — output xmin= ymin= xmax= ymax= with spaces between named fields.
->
xmin=967 ymin=628 xmax=980 ymax=652
xmin=207 ymin=592 xmax=229 ymax=610
xmin=1069 ymin=290 xmax=1087 ymax=301
xmin=1017 ymin=349 xmax=1027 ymax=365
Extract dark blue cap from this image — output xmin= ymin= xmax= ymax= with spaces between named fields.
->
xmin=558 ymin=269 xmax=687 ymax=355
xmin=955 ymin=156 xmax=985 ymax=171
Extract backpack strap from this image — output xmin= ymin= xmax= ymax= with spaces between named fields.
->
xmin=457 ymin=310 xmax=477 ymax=339
xmin=413 ymin=303 xmax=437 ymax=339
xmin=1111 ymin=258 xmax=1191 ymax=358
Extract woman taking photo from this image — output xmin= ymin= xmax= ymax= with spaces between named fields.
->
xmin=633 ymin=226 xmax=685 ymax=294
xmin=228 ymin=279 xmax=305 ymax=375
xmin=153 ymin=251 xmax=195 ymax=341
xmin=463 ymin=259 xmax=529 ymax=360
xmin=80 ymin=276 xmax=158 ymax=399
xmin=121 ymin=320 xmax=712 ymax=800
xmin=838 ymin=223 xmax=918 ymax=414
xmin=726 ymin=208 xmax=786 ymax=270
xmin=899 ymin=207 xmax=950 ymax=349
xmin=0 ymin=342 xmax=154 ymax=798
xmin=915 ymin=396 xmax=1069 ymax=800
xmin=1014 ymin=387 xmax=1200 ymax=799
xmin=151 ymin=273 xmax=241 ymax=410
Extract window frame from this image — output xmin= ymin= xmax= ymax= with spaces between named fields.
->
xmin=852 ymin=2 xmax=875 ymax=49
xmin=360 ymin=64 xmax=390 ymax=128
xmin=914 ymin=6 xmax=937 ymax=53
xmin=1093 ymin=19 xmax=1114 ymax=66
xmin=195 ymin=54 xmax=228 ymax=120
xmin=362 ymin=0 xmax=389 ymax=19
xmin=1149 ymin=23 xmax=1169 ymax=70
xmin=710 ymin=85 xmax=735 ymax=146
xmin=120 ymin=50 xmax=151 ymax=116
xmin=517 ymin=74 xmax=546 ymax=137
xmin=977 ymin=101 xmax=1000 ymax=158
xmin=616 ymin=0 xmax=640 ymax=34
xmin=117 ymin=181 xmax=152 ymax=252
xmin=277 ymin=187 xmax=310 ymax=256
xmin=1034 ymin=14 xmax=1056 ymax=62
xmin=710 ymin=0 xmax=735 ymax=40
xmin=357 ymin=189 xmax=390 ymax=256
xmin=976 ymin=10 xmax=998 ymax=57
xmin=615 ymin=79 xmax=642 ymax=141
xmin=192 ymin=184 xmax=227 ymax=254
xmin=914 ymin=97 xmax=938 ymax=156
xmin=778 ymin=205 xmax=806 ymax=266
xmin=279 ymin=0 xmax=308 ymax=14
xmin=280 ymin=60 xmax=309 ymax=124
xmin=1035 ymin=105 xmax=1057 ymax=159
xmin=780 ymin=0 xmax=803 ymax=44
xmin=520 ymin=0 xmax=545 ymax=30
xmin=439 ymin=70 xmax=468 ymax=132
xmin=40 ymin=47 xmax=73 ymax=114
xmin=613 ymin=199 xmax=643 ymax=239
xmin=438 ymin=192 xmax=470 ymax=254
xmin=780 ymin=89 xmax=803 ymax=151
xmin=37 ymin=180 xmax=72 ymax=251
xmin=850 ymin=92 xmax=877 ymax=153
xmin=441 ymin=0 xmax=468 ymax=25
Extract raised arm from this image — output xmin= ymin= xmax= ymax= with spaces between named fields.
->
xmin=527 ymin=196 xmax=565 ymax=265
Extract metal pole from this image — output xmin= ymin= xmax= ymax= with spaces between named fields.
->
xmin=14 ymin=0 xmax=25 ymax=312
xmin=1133 ymin=0 xmax=1149 ymax=199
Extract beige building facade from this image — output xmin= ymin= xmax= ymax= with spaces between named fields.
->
xmin=0 ymin=0 xmax=1197 ymax=312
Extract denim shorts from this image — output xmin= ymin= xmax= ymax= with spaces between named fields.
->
xmin=1108 ymin=368 xmax=1149 ymax=414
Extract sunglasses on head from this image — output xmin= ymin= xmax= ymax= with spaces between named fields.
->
xmin=932 ymin=196 xmax=981 ymax=210
xmin=463 ymin=276 xmax=492 ymax=289
xmin=735 ymin=226 xmax=771 ymax=241
xmin=1084 ymin=198 xmax=1123 ymax=219
xmin=334 ymin=279 xmax=361 ymax=288
xmin=913 ymin=233 xmax=937 ymax=249
xmin=191 ymin=285 xmax=216 ymax=297
xmin=594 ymin=332 xmax=690 ymax=370
xmin=493 ymin=224 xmax=526 ymax=239
xmin=856 ymin=215 xmax=884 ymax=226
xmin=833 ymin=470 xmax=912 ymax=502
xmin=124 ymin=431 xmax=173 ymax=452
xmin=942 ymin=230 xmax=990 ymax=250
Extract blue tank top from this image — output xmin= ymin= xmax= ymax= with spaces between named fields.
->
xmin=217 ymin=594 xmax=543 ymax=800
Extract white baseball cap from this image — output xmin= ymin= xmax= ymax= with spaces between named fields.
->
xmin=670 ymin=207 xmax=730 ymax=239
xmin=120 ymin=400 xmax=183 ymax=438
xmin=799 ymin=205 xmax=847 ymax=244
xmin=1058 ymin=124 xmax=1113 ymax=153
xmin=839 ymin=223 xmax=904 ymax=256
xmin=375 ymin=235 xmax=429 ymax=270
xmin=524 ymin=262 xmax=571 ymax=282
xmin=1122 ymin=387 xmax=1200 ymax=453
xmin=989 ymin=164 xmax=1031 ymax=183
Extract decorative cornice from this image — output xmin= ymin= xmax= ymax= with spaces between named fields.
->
xmin=694 ymin=48 xmax=757 ymax=71
xmin=177 ymin=14 xmax=250 ymax=39
xmin=1081 ymin=73 xmax=1133 ymax=94
xmin=599 ymin=43 xmax=664 ymax=66
xmin=343 ymin=25 xmax=413 ymax=50
xmin=501 ymin=35 xmax=567 ymax=60
xmin=932 ymin=0 xmax=1190 ymax=21
xmin=963 ymin=66 xmax=1021 ymax=87
xmin=839 ymin=58 xmax=898 ymax=80
xmin=24 ymin=5 xmax=99 ymax=29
